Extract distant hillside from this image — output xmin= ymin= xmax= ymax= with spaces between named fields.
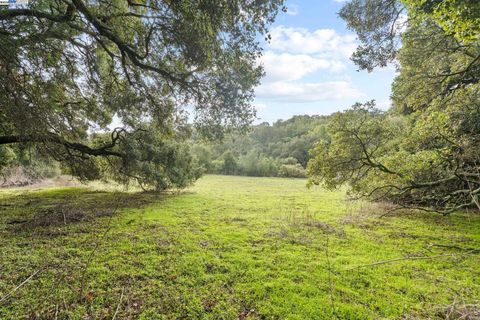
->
xmin=192 ymin=115 xmax=331 ymax=177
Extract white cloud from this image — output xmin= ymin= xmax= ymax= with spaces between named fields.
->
xmin=261 ymin=51 xmax=346 ymax=83
xmin=254 ymin=26 xmax=365 ymax=105
xmin=268 ymin=26 xmax=357 ymax=57
xmin=253 ymin=103 xmax=268 ymax=110
xmin=285 ymin=4 xmax=299 ymax=16
xmin=375 ymin=99 xmax=392 ymax=110
xmin=256 ymin=81 xmax=364 ymax=103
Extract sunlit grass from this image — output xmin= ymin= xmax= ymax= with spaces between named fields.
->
xmin=0 ymin=175 xmax=478 ymax=319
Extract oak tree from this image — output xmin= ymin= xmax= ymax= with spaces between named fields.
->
xmin=0 ymin=0 xmax=284 ymax=189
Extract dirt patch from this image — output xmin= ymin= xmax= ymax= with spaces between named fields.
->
xmin=1 ymin=173 xmax=81 ymax=189
xmin=202 ymin=298 xmax=218 ymax=312
xmin=29 ymin=203 xmax=112 ymax=227
xmin=0 ymin=166 xmax=39 ymax=187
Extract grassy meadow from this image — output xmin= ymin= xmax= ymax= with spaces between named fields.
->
xmin=0 ymin=175 xmax=479 ymax=319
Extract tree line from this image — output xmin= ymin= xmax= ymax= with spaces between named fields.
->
xmin=191 ymin=115 xmax=330 ymax=178
xmin=1 ymin=114 xmax=330 ymax=183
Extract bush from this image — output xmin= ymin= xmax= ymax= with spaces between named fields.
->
xmin=0 ymin=162 xmax=61 ymax=187
xmin=210 ymin=159 xmax=225 ymax=174
xmin=223 ymin=152 xmax=238 ymax=175
xmin=278 ymin=164 xmax=306 ymax=178
xmin=192 ymin=145 xmax=214 ymax=173
xmin=279 ymin=157 xmax=299 ymax=165
xmin=238 ymin=151 xmax=278 ymax=176
xmin=0 ymin=148 xmax=62 ymax=187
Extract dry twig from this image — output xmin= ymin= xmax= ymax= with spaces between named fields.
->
xmin=112 ymin=287 xmax=125 ymax=320
xmin=0 ymin=268 xmax=44 ymax=303
xmin=343 ymin=249 xmax=479 ymax=272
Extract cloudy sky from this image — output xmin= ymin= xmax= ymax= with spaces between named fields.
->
xmin=254 ymin=0 xmax=396 ymax=123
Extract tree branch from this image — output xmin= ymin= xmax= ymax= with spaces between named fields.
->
xmin=0 ymin=134 xmax=124 ymax=158
xmin=0 ymin=6 xmax=75 ymax=22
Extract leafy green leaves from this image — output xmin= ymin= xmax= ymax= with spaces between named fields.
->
xmin=0 ymin=0 xmax=284 ymax=189
xmin=311 ymin=0 xmax=480 ymax=213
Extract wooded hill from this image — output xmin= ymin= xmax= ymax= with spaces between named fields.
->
xmin=192 ymin=115 xmax=330 ymax=178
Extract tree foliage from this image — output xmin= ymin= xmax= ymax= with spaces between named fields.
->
xmin=309 ymin=0 xmax=480 ymax=214
xmin=192 ymin=115 xmax=330 ymax=178
xmin=340 ymin=0 xmax=480 ymax=71
xmin=0 ymin=0 xmax=284 ymax=190
xmin=403 ymin=0 xmax=480 ymax=44
xmin=339 ymin=0 xmax=406 ymax=71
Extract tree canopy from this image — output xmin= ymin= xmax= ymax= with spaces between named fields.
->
xmin=191 ymin=115 xmax=330 ymax=178
xmin=339 ymin=0 xmax=480 ymax=71
xmin=0 ymin=0 xmax=284 ymax=189
xmin=308 ymin=0 xmax=480 ymax=214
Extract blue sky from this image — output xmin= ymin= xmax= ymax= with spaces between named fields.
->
xmin=254 ymin=0 xmax=396 ymax=123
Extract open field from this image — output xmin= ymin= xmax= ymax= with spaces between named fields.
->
xmin=0 ymin=175 xmax=479 ymax=319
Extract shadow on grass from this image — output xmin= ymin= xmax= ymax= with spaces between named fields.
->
xmin=0 ymin=188 xmax=177 ymax=318
xmin=0 ymin=188 xmax=173 ymax=234
xmin=347 ymin=200 xmax=480 ymax=229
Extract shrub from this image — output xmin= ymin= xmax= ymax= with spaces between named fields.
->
xmin=278 ymin=164 xmax=306 ymax=178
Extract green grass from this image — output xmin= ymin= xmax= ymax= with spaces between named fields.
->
xmin=0 ymin=175 xmax=479 ymax=319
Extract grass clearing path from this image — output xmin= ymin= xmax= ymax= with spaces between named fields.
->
xmin=0 ymin=175 xmax=479 ymax=319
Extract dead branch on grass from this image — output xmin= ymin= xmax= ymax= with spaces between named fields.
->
xmin=342 ymin=249 xmax=480 ymax=272
xmin=112 ymin=286 xmax=125 ymax=320
xmin=0 ymin=268 xmax=45 ymax=303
